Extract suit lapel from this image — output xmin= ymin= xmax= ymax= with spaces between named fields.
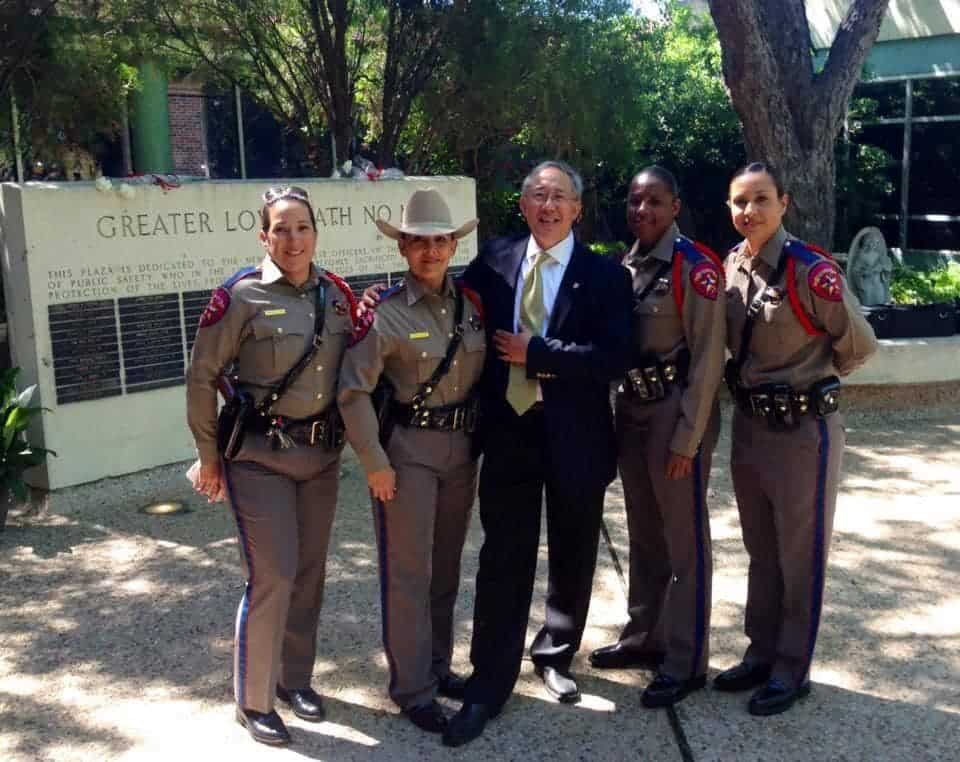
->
xmin=492 ymin=237 xmax=527 ymax=329
xmin=547 ymin=243 xmax=588 ymax=336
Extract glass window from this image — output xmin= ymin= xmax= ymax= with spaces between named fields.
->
xmin=909 ymin=123 xmax=960 ymax=217
xmin=907 ymin=219 xmax=960 ymax=251
xmin=851 ymin=81 xmax=906 ymax=121
xmin=912 ymin=77 xmax=960 ymax=118
xmin=836 ymin=123 xmax=903 ymax=250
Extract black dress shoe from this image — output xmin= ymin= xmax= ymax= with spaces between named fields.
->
xmin=641 ymin=673 xmax=707 ymax=708
xmin=713 ymin=661 xmax=773 ymax=692
xmin=403 ymin=700 xmax=449 ymax=733
xmin=590 ymin=642 xmax=665 ymax=670
xmin=748 ymin=678 xmax=811 ymax=716
xmin=534 ymin=664 xmax=581 ymax=704
xmin=437 ymin=672 xmax=467 ymax=700
xmin=442 ymin=703 xmax=496 ymax=748
xmin=235 ymin=707 xmax=292 ymax=746
xmin=276 ymin=685 xmax=326 ymax=722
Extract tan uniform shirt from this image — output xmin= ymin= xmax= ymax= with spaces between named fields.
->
xmin=337 ymin=273 xmax=486 ymax=474
xmin=725 ymin=226 xmax=878 ymax=390
xmin=186 ymin=256 xmax=355 ymax=463
xmin=623 ymin=223 xmax=726 ymax=457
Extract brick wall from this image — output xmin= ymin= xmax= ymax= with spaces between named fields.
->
xmin=168 ymin=81 xmax=209 ymax=177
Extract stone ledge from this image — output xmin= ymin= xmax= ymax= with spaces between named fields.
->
xmin=846 ymin=335 xmax=960 ymax=385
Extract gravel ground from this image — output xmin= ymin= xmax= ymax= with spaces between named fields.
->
xmin=1 ymin=401 xmax=958 ymax=761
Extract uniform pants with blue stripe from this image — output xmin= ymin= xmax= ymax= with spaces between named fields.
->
xmin=731 ymin=409 xmax=844 ymax=687
xmin=224 ymin=433 xmax=341 ymax=714
xmin=372 ymin=425 xmax=477 ymax=711
xmin=615 ymin=388 xmax=718 ymax=680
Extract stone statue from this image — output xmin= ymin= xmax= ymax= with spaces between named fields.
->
xmin=847 ymin=226 xmax=893 ymax=306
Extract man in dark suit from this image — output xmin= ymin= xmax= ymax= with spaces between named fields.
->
xmin=443 ymin=161 xmax=633 ymax=747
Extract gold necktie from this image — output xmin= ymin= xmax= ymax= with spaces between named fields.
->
xmin=507 ymin=251 xmax=551 ymax=415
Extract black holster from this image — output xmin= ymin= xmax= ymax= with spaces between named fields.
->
xmin=216 ymin=391 xmax=254 ymax=461
xmin=371 ymin=379 xmax=396 ymax=447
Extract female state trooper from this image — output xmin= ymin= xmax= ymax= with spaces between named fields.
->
xmin=187 ymin=186 xmax=357 ymax=747
xmin=337 ymin=188 xmax=485 ymax=735
xmin=715 ymin=162 xmax=877 ymax=716
xmin=588 ymin=166 xmax=725 ymax=708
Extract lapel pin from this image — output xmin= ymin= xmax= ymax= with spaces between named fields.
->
xmin=572 ymin=282 xmax=580 ymax=289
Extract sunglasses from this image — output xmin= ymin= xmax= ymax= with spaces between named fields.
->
xmin=262 ymin=186 xmax=310 ymax=204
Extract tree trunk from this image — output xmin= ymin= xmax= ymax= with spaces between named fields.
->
xmin=708 ymin=0 xmax=890 ymax=248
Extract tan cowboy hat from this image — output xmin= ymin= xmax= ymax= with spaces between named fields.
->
xmin=375 ymin=187 xmax=478 ymax=240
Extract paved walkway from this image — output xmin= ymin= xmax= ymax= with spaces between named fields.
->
xmin=1 ymin=405 xmax=958 ymax=761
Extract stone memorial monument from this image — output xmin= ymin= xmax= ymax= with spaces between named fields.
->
xmin=847 ymin=226 xmax=894 ymax=306
xmin=0 ymin=177 xmax=477 ymax=488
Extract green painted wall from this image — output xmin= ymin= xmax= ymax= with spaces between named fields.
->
xmin=816 ymin=34 xmax=960 ymax=79
xmin=131 ymin=60 xmax=173 ymax=173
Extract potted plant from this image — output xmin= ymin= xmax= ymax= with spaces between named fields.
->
xmin=0 ymin=368 xmax=55 ymax=532
xmin=865 ymin=262 xmax=960 ymax=339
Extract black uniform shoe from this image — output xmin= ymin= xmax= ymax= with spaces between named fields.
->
xmin=712 ymin=661 xmax=773 ymax=692
xmin=403 ymin=700 xmax=449 ymax=733
xmin=748 ymin=678 xmax=811 ymax=716
xmin=235 ymin=707 xmax=292 ymax=747
xmin=437 ymin=672 xmax=467 ymax=700
xmin=589 ymin=642 xmax=665 ymax=670
xmin=442 ymin=703 xmax=496 ymax=748
xmin=641 ymin=673 xmax=707 ymax=708
xmin=534 ymin=665 xmax=581 ymax=704
xmin=276 ymin=685 xmax=326 ymax=722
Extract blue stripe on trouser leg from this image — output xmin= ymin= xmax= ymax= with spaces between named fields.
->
xmin=804 ymin=418 xmax=830 ymax=680
xmin=373 ymin=498 xmax=399 ymax=696
xmin=223 ymin=462 xmax=253 ymax=709
xmin=690 ymin=448 xmax=707 ymax=679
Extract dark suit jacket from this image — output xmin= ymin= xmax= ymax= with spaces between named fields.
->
xmin=464 ymin=235 xmax=633 ymax=489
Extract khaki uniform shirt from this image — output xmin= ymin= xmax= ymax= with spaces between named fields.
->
xmin=186 ymin=256 xmax=355 ymax=463
xmin=337 ymin=273 xmax=486 ymax=474
xmin=623 ymin=223 xmax=726 ymax=457
xmin=725 ymin=226 xmax=878 ymax=390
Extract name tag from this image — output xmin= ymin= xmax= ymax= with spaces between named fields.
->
xmin=264 ymin=309 xmax=287 ymax=317
xmin=409 ymin=331 xmax=430 ymax=339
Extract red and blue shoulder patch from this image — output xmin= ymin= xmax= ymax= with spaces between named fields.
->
xmin=690 ymin=262 xmax=721 ymax=301
xmin=784 ymin=240 xmax=842 ymax=303
xmin=808 ymin=260 xmax=843 ymax=302
xmin=198 ymin=265 xmax=259 ymax=328
xmin=673 ymin=237 xmax=723 ymax=304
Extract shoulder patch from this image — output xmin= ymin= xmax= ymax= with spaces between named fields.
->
xmin=198 ymin=266 xmax=259 ymax=328
xmin=689 ymin=261 xmax=721 ymax=301
xmin=323 ymin=269 xmax=359 ymax=325
xmin=808 ymin=260 xmax=842 ymax=302
xmin=199 ymin=287 xmax=231 ymax=327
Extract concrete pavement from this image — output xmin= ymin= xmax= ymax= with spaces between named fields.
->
xmin=1 ymin=402 xmax=958 ymax=761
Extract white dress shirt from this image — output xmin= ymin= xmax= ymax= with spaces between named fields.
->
xmin=513 ymin=231 xmax=574 ymax=335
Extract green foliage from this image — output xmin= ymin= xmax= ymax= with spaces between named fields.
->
xmin=0 ymin=368 xmax=54 ymax=503
xmin=890 ymin=262 xmax=960 ymax=305
xmin=588 ymin=241 xmax=627 ymax=258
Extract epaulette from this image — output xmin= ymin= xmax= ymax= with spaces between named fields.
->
xmin=455 ymin=278 xmax=484 ymax=322
xmin=350 ymin=281 xmax=405 ymax=346
xmin=671 ymin=236 xmax=723 ymax=315
xmin=198 ymin=265 xmax=260 ymax=328
xmin=783 ymin=239 xmax=838 ymax=336
xmin=224 ymin=265 xmax=260 ymax=289
xmin=322 ymin=268 xmax=359 ymax=327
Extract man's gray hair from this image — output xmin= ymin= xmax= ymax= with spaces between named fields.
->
xmin=521 ymin=160 xmax=584 ymax=200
